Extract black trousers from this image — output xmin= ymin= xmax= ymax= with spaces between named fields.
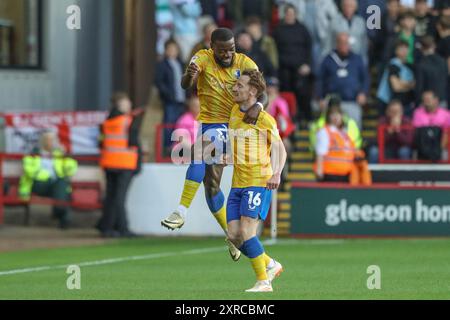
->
xmin=279 ymin=65 xmax=313 ymax=122
xmin=32 ymin=178 xmax=71 ymax=227
xmin=322 ymin=174 xmax=350 ymax=183
xmin=98 ymin=170 xmax=134 ymax=234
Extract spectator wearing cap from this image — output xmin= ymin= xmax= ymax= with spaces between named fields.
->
xmin=377 ymin=40 xmax=415 ymax=114
xmin=273 ymin=4 xmax=313 ymax=123
xmin=368 ymin=100 xmax=414 ymax=163
xmin=415 ymin=36 xmax=448 ymax=107
xmin=318 ymin=32 xmax=369 ymax=129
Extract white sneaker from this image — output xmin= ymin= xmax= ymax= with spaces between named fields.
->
xmin=161 ymin=211 xmax=185 ymax=230
xmin=245 ymin=280 xmax=273 ymax=292
xmin=267 ymin=260 xmax=283 ymax=282
xmin=226 ymin=238 xmax=241 ymax=262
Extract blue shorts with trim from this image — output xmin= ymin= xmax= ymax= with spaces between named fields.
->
xmin=226 ymin=187 xmax=272 ymax=223
xmin=198 ymin=123 xmax=230 ymax=163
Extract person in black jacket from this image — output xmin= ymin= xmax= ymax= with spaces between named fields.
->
xmin=415 ymin=36 xmax=449 ymax=106
xmin=236 ymin=31 xmax=276 ymax=78
xmin=155 ymin=39 xmax=186 ymax=155
xmin=273 ymin=4 xmax=313 ymax=123
xmin=97 ymin=92 xmax=143 ymax=238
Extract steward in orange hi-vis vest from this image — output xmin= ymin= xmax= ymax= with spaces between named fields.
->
xmin=100 ymin=114 xmax=138 ymax=170
xmin=316 ymin=125 xmax=355 ymax=176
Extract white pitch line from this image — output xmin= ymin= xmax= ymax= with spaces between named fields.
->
xmin=0 ymin=239 xmax=344 ymax=277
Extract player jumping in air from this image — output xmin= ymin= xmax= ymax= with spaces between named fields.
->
xmin=227 ymin=69 xmax=286 ymax=292
xmin=161 ymin=28 xmax=266 ymax=262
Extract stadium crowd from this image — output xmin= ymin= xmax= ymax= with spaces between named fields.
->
xmin=154 ymin=0 xmax=450 ymax=163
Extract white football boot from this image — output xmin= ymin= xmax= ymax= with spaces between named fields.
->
xmin=161 ymin=210 xmax=185 ymax=230
xmin=267 ymin=260 xmax=283 ymax=282
xmin=245 ymin=280 xmax=273 ymax=292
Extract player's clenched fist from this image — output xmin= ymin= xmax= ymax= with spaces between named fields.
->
xmin=186 ymin=63 xmax=200 ymax=78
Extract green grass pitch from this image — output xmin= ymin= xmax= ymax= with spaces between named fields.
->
xmin=0 ymin=237 xmax=449 ymax=300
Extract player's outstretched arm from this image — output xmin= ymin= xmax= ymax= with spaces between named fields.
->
xmin=267 ymin=139 xmax=287 ymax=190
xmin=181 ymin=63 xmax=200 ymax=89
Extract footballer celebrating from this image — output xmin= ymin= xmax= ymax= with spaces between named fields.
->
xmin=227 ymin=69 xmax=286 ymax=292
xmin=161 ymin=28 xmax=266 ymax=262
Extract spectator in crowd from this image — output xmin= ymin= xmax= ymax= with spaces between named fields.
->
xmin=328 ymin=0 xmax=369 ymax=64
xmin=380 ymin=0 xmax=402 ymax=66
xmin=190 ymin=21 xmax=218 ymax=59
xmin=357 ymin=0 xmax=387 ymax=68
xmin=175 ymin=95 xmax=200 ymax=149
xmin=314 ymin=103 xmax=355 ymax=183
xmin=319 ymin=32 xmax=369 ymax=129
xmin=397 ymin=11 xmax=419 ymax=64
xmin=227 ymin=0 xmax=272 ymax=28
xmin=309 ymin=95 xmax=362 ymax=153
xmin=236 ymin=31 xmax=276 ymax=78
xmin=415 ymin=36 xmax=448 ymax=106
xmin=413 ymin=90 xmax=450 ymax=160
xmin=98 ymin=93 xmax=143 ymax=238
xmin=273 ymin=4 xmax=313 ymax=123
xmin=19 ymin=132 xmax=78 ymax=229
xmin=377 ymin=40 xmax=415 ymax=114
xmin=276 ymin=0 xmax=339 ymax=72
xmin=415 ymin=0 xmax=438 ymax=39
xmin=266 ymin=77 xmax=295 ymax=154
xmin=170 ymin=0 xmax=202 ymax=62
xmin=368 ymin=100 xmax=414 ymax=163
xmin=437 ymin=15 xmax=450 ymax=106
xmin=245 ymin=16 xmax=279 ymax=69
xmin=413 ymin=90 xmax=450 ymax=128
xmin=155 ymin=39 xmax=186 ymax=155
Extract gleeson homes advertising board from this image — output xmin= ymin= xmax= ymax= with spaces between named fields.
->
xmin=291 ymin=184 xmax=450 ymax=237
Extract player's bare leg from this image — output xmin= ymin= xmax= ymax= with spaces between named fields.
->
xmin=204 ymin=163 xmax=241 ymax=261
xmin=161 ymin=140 xmax=204 ymax=230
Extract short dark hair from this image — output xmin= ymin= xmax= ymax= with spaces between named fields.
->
xmin=245 ymin=16 xmax=262 ymax=27
xmin=164 ymin=38 xmax=179 ymax=50
xmin=242 ymin=69 xmax=266 ymax=98
xmin=400 ymin=10 xmax=416 ymax=21
xmin=420 ymin=35 xmax=436 ymax=50
xmin=395 ymin=39 xmax=410 ymax=49
xmin=211 ymin=28 xmax=234 ymax=43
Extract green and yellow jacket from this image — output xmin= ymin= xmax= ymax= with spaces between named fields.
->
xmin=309 ymin=114 xmax=362 ymax=152
xmin=18 ymin=149 xmax=78 ymax=200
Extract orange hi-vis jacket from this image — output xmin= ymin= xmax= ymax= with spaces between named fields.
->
xmin=100 ymin=114 xmax=138 ymax=170
xmin=317 ymin=126 xmax=356 ymax=176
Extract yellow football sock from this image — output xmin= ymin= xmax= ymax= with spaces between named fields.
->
xmin=213 ymin=206 xmax=228 ymax=232
xmin=180 ymin=180 xmax=201 ymax=208
xmin=250 ymin=255 xmax=269 ymax=281
xmin=263 ymin=253 xmax=272 ymax=267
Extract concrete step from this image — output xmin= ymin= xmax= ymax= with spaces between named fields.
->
xmin=288 ymin=172 xmax=316 ymax=181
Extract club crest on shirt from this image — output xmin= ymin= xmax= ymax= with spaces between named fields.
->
xmin=234 ymin=69 xmax=241 ymax=79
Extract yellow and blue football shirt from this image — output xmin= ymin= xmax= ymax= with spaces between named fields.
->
xmin=190 ymin=49 xmax=258 ymax=124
